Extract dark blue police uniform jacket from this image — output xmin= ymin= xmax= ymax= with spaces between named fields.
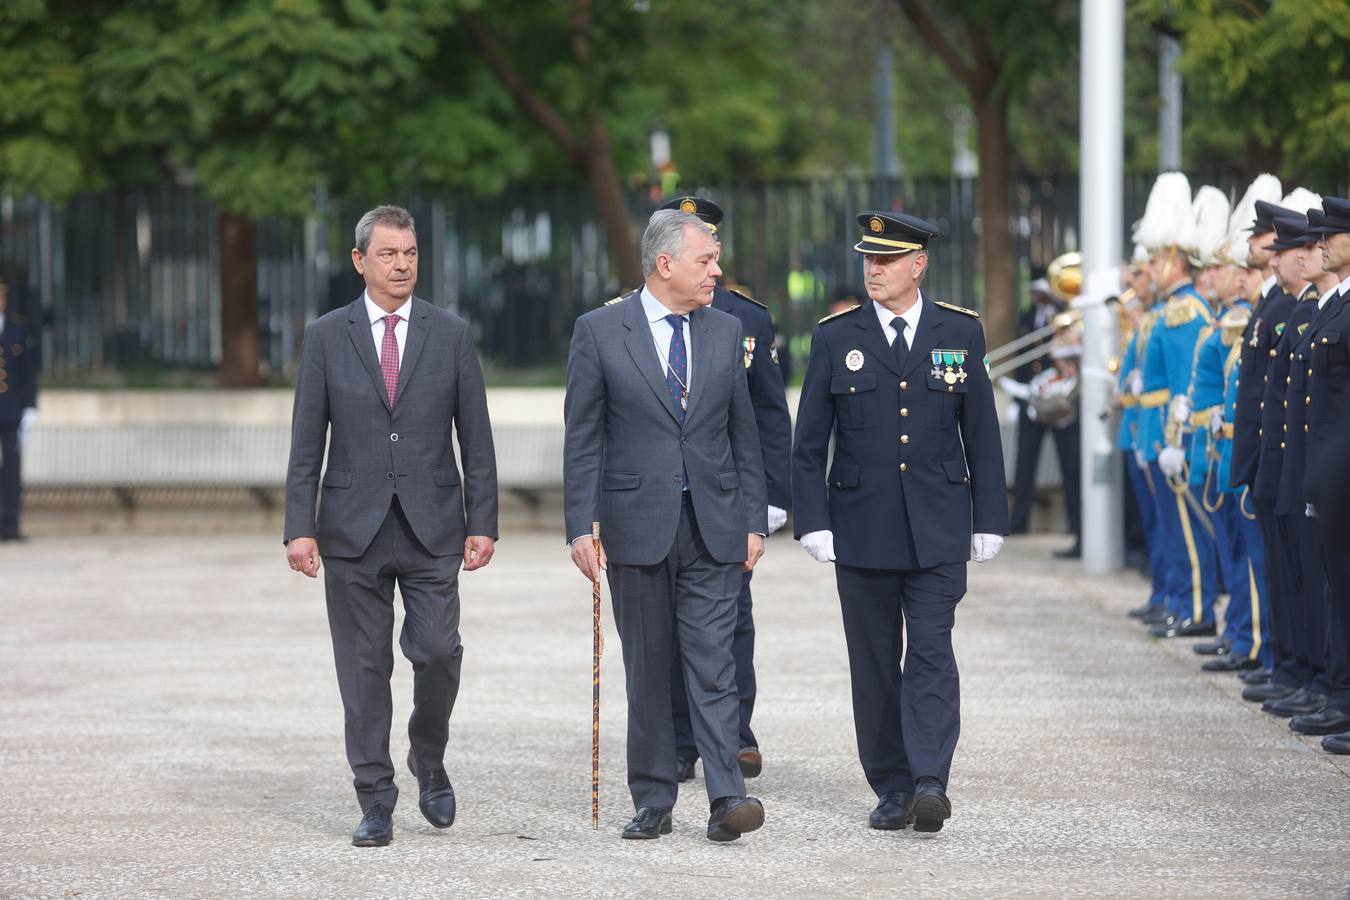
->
xmin=0 ymin=317 xmax=37 ymax=426
xmin=712 ymin=286 xmax=792 ymax=510
xmin=791 ymin=294 xmax=1008 ymax=569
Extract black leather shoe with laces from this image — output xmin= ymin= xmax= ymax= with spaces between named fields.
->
xmin=352 ymin=804 xmax=392 ymax=847
xmin=408 ymin=750 xmax=456 ymax=828
xmin=910 ymin=777 xmax=951 ymax=833
xmin=622 ymin=806 xmax=672 ymax=839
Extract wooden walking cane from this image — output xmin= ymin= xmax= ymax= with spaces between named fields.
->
xmin=591 ymin=521 xmax=602 ymax=829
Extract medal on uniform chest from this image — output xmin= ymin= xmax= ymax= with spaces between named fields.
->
xmin=845 ymin=349 xmax=864 ymax=371
xmin=932 ymin=349 xmax=968 ymax=384
xmin=1248 ymin=319 xmax=1261 ymax=348
xmin=742 ymin=335 xmax=756 ymax=368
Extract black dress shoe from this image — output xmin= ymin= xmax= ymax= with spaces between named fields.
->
xmin=737 ymin=747 xmax=763 ymax=779
xmin=352 ymin=804 xmax=392 ymax=847
xmin=0 ymin=533 xmax=28 ymax=543
xmin=1052 ymin=543 xmax=1081 ymax=559
xmin=1192 ymin=637 xmax=1231 ymax=656
xmin=1201 ymin=652 xmax=1260 ymax=672
xmin=707 ymin=795 xmax=764 ymax=842
xmin=1263 ymin=688 xmax=1326 ymax=718
xmin=1290 ymin=707 xmax=1350 ymax=735
xmin=1240 ymin=668 xmax=1273 ymax=686
xmin=675 ymin=757 xmax=698 ymax=784
xmin=868 ymin=791 xmax=914 ymax=830
xmin=407 ymin=750 xmax=456 ymax=828
xmin=1127 ymin=602 xmax=1157 ymax=620
xmin=622 ymin=806 xmax=672 ymax=839
xmin=1142 ymin=609 xmax=1174 ymax=626
xmin=1151 ymin=618 xmax=1217 ymax=639
xmin=1322 ymin=731 xmax=1350 ymax=754
xmin=1242 ymin=681 xmax=1295 ymax=702
xmin=910 ymin=777 xmax=951 ymax=833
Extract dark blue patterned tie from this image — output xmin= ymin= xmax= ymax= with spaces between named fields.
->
xmin=665 ymin=314 xmax=688 ymax=424
xmin=891 ymin=315 xmax=909 ymax=370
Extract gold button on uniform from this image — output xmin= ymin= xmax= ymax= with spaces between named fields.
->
xmin=900 ymin=408 xmax=909 ymax=417
xmin=899 ymin=381 xmax=908 ymax=390
xmin=1269 ymin=349 xmax=1277 ymax=358
xmin=899 ymin=463 xmax=908 ymax=472
xmin=1280 ymin=441 xmax=1286 ymax=449
xmin=900 ymin=435 xmax=910 ymax=444
xmin=849 ymin=386 xmax=856 ymax=394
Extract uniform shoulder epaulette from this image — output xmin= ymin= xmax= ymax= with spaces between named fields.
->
xmin=728 ymin=287 xmax=767 ymax=310
xmin=604 ymin=288 xmax=639 ymax=307
xmin=818 ymin=304 xmax=863 ymax=325
xmin=935 ymin=299 xmax=980 ymax=319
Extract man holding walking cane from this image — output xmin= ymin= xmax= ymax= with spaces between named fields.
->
xmin=564 ymin=208 xmax=769 ymax=842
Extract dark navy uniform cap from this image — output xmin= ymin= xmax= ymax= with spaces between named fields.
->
xmin=853 ymin=211 xmax=938 ymax=255
xmin=1251 ymin=199 xmax=1302 ymax=235
xmin=1266 ymin=215 xmax=1318 ymax=251
xmin=1311 ymin=197 xmax=1350 ymax=235
xmin=659 ymin=196 xmax=723 ymax=234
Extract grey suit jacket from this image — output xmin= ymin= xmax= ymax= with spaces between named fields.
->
xmin=563 ymin=293 xmax=768 ymax=566
xmin=284 ymin=295 xmax=498 ymax=559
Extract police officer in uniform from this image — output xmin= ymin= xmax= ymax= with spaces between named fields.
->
xmin=641 ymin=197 xmax=792 ymax=783
xmin=791 ymin=211 xmax=1007 ymax=833
xmin=0 ymin=275 xmax=38 ymax=542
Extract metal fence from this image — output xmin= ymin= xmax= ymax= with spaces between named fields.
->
xmin=0 ymin=173 xmax=1241 ymax=381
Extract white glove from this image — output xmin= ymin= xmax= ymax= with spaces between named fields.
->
xmin=971 ymin=533 xmax=1004 ymax=563
xmin=1307 ymin=503 xmax=1318 ymax=519
xmin=1170 ymin=394 xmax=1192 ymax=424
xmin=1133 ymin=449 xmax=1146 ymax=468
xmin=1209 ymin=410 xmax=1225 ymax=436
xmin=767 ymin=505 xmax=788 ymax=535
xmin=800 ymin=530 xmax=835 ymax=563
xmin=1158 ymin=445 xmax=1186 ymax=478
xmin=1129 ymin=371 xmax=1143 ymax=396
xmin=17 ymin=407 xmax=37 ymax=451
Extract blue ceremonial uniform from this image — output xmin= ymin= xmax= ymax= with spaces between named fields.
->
xmin=1141 ymin=281 xmax=1219 ymax=627
xmin=0 ymin=314 xmax=38 ymax=539
xmin=1119 ymin=313 xmax=1166 ymax=613
xmin=1206 ymin=302 xmax=1270 ymax=666
xmin=669 ymin=285 xmax=792 ymax=767
xmin=791 ymin=292 xmax=1007 ymax=794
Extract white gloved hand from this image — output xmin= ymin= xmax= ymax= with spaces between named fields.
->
xmin=1129 ymin=371 xmax=1143 ymax=396
xmin=1133 ymin=449 xmax=1146 ymax=468
xmin=767 ymin=505 xmax=788 ymax=535
xmin=800 ymin=530 xmax=835 ymax=563
xmin=1170 ymin=394 xmax=1192 ymax=424
xmin=17 ymin=407 xmax=37 ymax=451
xmin=1158 ymin=445 xmax=1186 ymax=478
xmin=971 ymin=533 xmax=1004 ymax=563
xmin=1307 ymin=503 xmax=1318 ymax=519
xmin=1209 ymin=409 xmax=1225 ymax=436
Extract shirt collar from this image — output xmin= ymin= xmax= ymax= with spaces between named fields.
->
xmin=873 ymin=291 xmax=924 ymax=333
xmin=364 ymin=290 xmax=413 ymax=325
xmin=1261 ymin=274 xmax=1278 ymax=297
xmin=1338 ymin=275 xmax=1350 ymax=301
xmin=640 ymin=285 xmax=686 ymax=324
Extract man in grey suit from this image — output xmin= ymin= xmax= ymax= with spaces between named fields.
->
xmin=564 ymin=209 xmax=769 ymax=842
xmin=284 ymin=205 xmax=498 ymax=847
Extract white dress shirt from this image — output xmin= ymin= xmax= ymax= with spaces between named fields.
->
xmin=873 ymin=291 xmax=924 ymax=350
xmin=364 ymin=291 xmax=412 ymax=366
xmin=1261 ymin=274 xmax=1278 ymax=298
xmin=641 ymin=286 xmax=693 ymax=390
xmin=1336 ymin=275 xmax=1350 ymax=306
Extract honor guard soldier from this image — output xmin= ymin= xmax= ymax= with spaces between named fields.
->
xmin=1135 ymin=174 xmax=1220 ymax=638
xmin=1243 ymin=197 xmax=1326 ymax=710
xmin=1296 ymin=196 xmax=1350 ymax=749
xmin=1192 ymin=198 xmax=1270 ymax=673
xmin=791 ymin=211 xmax=1007 ymax=834
xmin=646 ymin=197 xmax=792 ymax=784
xmin=0 ymin=275 xmax=38 ymax=542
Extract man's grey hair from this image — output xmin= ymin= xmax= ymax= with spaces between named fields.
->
xmin=354 ymin=205 xmax=416 ymax=255
xmin=641 ymin=209 xmax=706 ymax=277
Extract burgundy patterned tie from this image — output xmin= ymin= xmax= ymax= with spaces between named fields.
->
xmin=380 ymin=314 xmax=400 ymax=407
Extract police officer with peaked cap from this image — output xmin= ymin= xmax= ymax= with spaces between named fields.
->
xmin=791 ymin=210 xmax=1007 ymax=833
xmin=646 ymin=196 xmax=793 ymax=782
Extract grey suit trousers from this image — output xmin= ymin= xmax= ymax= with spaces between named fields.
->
xmin=607 ymin=494 xmax=746 ymax=811
xmin=321 ymin=497 xmax=464 ymax=813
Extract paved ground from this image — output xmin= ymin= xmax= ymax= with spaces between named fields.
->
xmin=3 ymin=528 xmax=1349 ymax=899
